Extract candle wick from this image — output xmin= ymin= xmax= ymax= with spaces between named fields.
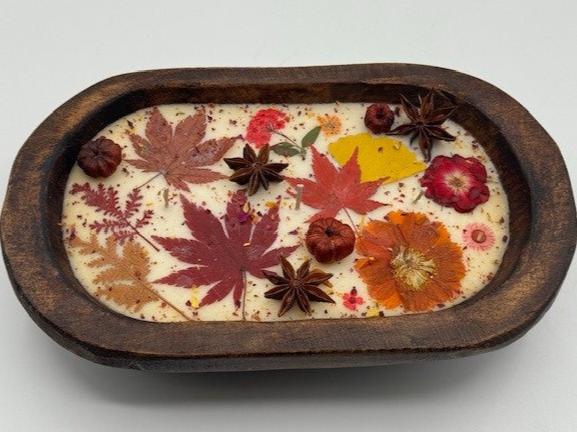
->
xmin=163 ymin=188 xmax=170 ymax=208
xmin=295 ymin=184 xmax=304 ymax=210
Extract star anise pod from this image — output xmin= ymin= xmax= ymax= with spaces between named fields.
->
xmin=263 ymin=257 xmax=334 ymax=317
xmin=224 ymin=144 xmax=288 ymax=196
xmin=388 ymin=90 xmax=457 ymax=162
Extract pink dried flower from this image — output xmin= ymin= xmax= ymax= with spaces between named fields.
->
xmin=463 ymin=222 xmax=496 ymax=251
xmin=343 ymin=288 xmax=365 ymax=311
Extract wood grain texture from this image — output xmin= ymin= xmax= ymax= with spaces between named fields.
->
xmin=1 ymin=64 xmax=575 ymax=372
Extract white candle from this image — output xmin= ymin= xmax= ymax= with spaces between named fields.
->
xmin=62 ymin=103 xmax=510 ymax=322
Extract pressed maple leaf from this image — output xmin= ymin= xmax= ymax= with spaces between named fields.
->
xmin=69 ymin=232 xmax=190 ymax=320
xmin=70 ymin=182 xmax=157 ymax=250
xmin=126 ymin=107 xmax=240 ymax=191
xmin=152 ymin=191 xmax=298 ymax=313
xmin=285 ymin=147 xmax=384 ymax=222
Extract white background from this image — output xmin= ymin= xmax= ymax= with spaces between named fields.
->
xmin=1 ymin=1 xmax=576 ymax=431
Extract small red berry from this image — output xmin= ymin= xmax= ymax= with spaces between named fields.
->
xmin=364 ymin=103 xmax=394 ymax=134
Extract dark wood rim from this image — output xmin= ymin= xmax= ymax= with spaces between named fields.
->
xmin=2 ymin=64 xmax=575 ymax=372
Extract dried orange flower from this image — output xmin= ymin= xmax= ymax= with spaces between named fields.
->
xmin=355 ymin=211 xmax=465 ymax=312
xmin=317 ymin=114 xmax=342 ymax=136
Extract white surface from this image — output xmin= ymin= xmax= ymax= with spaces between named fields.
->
xmin=0 ymin=0 xmax=575 ymax=431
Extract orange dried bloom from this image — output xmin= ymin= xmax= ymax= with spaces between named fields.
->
xmin=317 ymin=114 xmax=342 ymax=136
xmin=355 ymin=211 xmax=465 ymax=312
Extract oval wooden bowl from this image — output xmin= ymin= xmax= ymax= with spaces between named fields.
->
xmin=2 ymin=64 xmax=575 ymax=372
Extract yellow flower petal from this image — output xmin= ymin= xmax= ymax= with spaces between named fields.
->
xmin=366 ymin=304 xmax=380 ymax=318
xmin=189 ymin=287 xmax=200 ymax=309
xmin=328 ymin=133 xmax=426 ymax=183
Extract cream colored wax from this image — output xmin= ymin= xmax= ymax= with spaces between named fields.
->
xmin=62 ymin=103 xmax=509 ymax=322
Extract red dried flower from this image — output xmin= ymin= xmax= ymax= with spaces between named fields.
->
xmin=343 ymin=288 xmax=364 ymax=311
xmin=420 ymin=155 xmax=490 ymax=213
xmin=245 ymin=109 xmax=288 ymax=147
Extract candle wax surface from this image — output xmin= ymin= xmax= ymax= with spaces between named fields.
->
xmin=62 ymin=103 xmax=509 ymax=322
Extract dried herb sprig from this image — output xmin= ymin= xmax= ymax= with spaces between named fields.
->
xmin=269 ymin=126 xmax=321 ymax=159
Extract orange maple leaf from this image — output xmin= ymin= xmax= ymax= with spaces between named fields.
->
xmin=285 ymin=147 xmax=384 ymax=222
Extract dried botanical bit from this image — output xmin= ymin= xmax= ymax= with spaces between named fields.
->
xmin=263 ymin=256 xmax=334 ymax=317
xmin=77 ymin=137 xmax=122 ymax=178
xmin=305 ymin=217 xmax=355 ymax=264
xmin=224 ymin=144 xmax=288 ymax=196
xmin=388 ymin=90 xmax=456 ymax=161
xmin=364 ymin=103 xmax=394 ymax=134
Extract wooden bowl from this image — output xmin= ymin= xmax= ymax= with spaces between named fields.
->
xmin=2 ymin=64 xmax=575 ymax=372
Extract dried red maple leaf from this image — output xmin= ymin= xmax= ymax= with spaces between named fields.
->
xmin=126 ymin=107 xmax=240 ymax=191
xmin=285 ymin=147 xmax=384 ymax=222
xmin=152 ymin=191 xmax=298 ymax=313
xmin=70 ymin=183 xmax=156 ymax=250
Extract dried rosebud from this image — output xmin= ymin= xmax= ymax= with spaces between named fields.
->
xmin=364 ymin=103 xmax=394 ymax=134
xmin=77 ymin=137 xmax=122 ymax=178
xmin=305 ymin=217 xmax=355 ymax=264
